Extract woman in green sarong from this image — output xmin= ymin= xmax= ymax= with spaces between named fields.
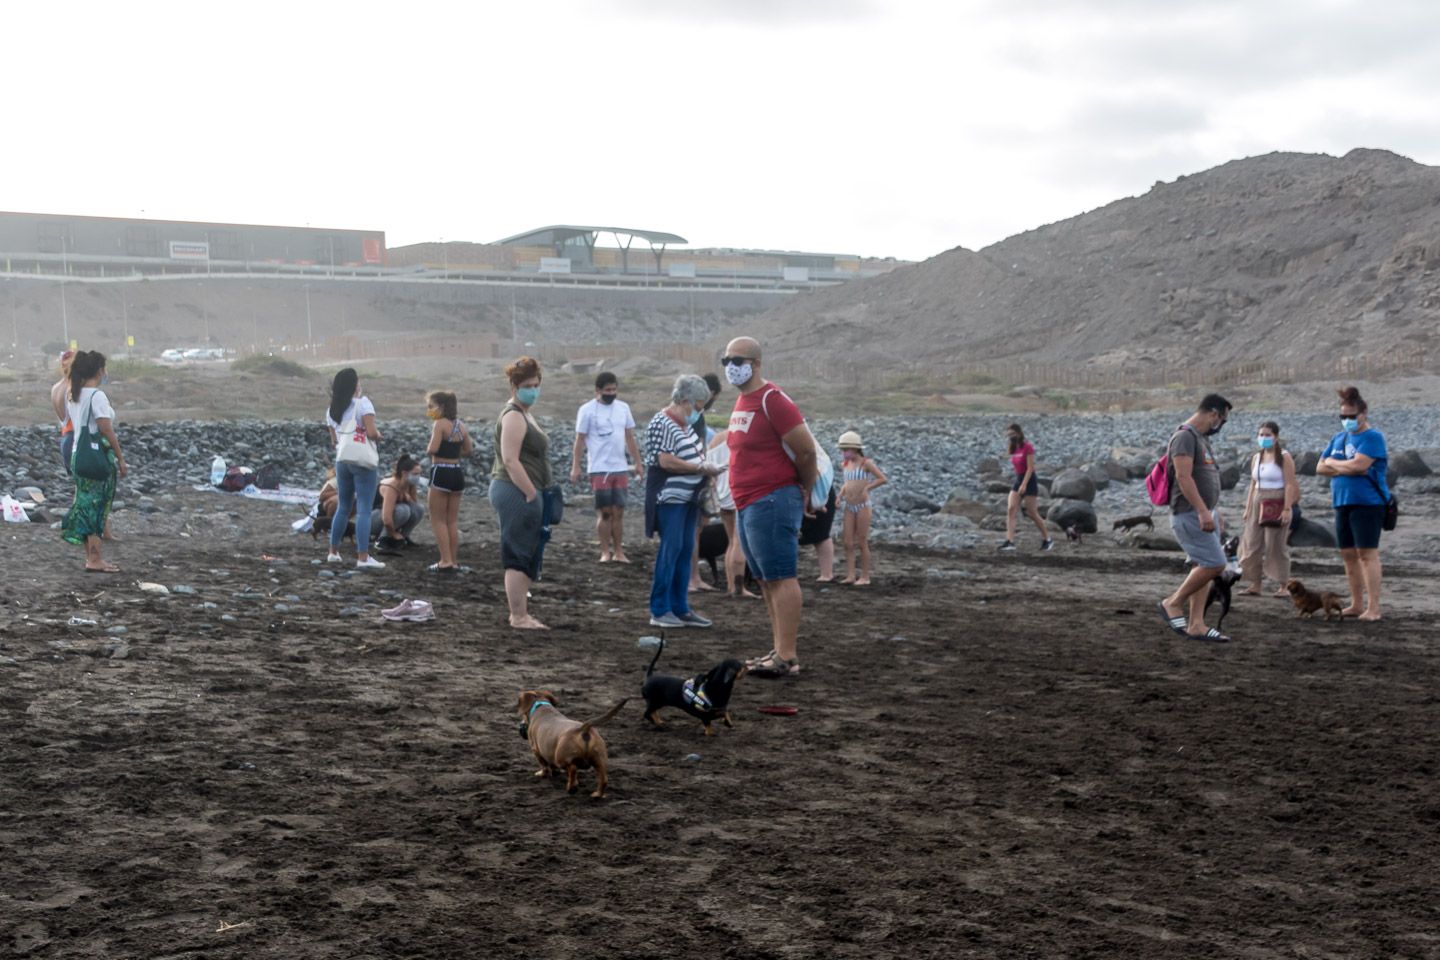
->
xmin=61 ymin=351 xmax=128 ymax=573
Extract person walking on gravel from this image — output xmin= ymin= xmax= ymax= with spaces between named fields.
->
xmin=999 ymin=423 xmax=1052 ymax=552
xmin=723 ymin=336 xmax=818 ymax=678
xmin=570 ymin=372 xmax=642 ymax=564
xmin=1157 ymin=394 xmax=1233 ymax=643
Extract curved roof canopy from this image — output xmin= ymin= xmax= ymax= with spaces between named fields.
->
xmin=496 ymin=225 xmax=687 ymax=246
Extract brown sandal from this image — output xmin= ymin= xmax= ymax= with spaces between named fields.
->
xmin=749 ymin=655 xmax=800 ymax=679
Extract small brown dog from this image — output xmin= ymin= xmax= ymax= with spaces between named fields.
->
xmin=515 ymin=690 xmax=628 ymax=798
xmin=1284 ymin=579 xmax=1346 ymax=620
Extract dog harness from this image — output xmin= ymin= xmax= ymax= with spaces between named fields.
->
xmin=681 ymin=679 xmax=712 ymax=712
xmin=518 ymin=699 xmax=553 ymax=739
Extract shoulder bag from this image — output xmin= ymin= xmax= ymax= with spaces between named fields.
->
xmin=336 ymin=413 xmax=379 ymax=470
xmin=70 ymin=393 xmax=114 ymax=481
xmin=1255 ymin=454 xmax=1286 ymax=527
xmin=1366 ymin=471 xmax=1399 ymax=532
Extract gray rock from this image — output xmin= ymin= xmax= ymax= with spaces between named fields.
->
xmin=883 ymin=490 xmax=941 ymax=514
xmin=172 ymin=584 xmax=197 ymax=595
xmin=1390 ymin=449 xmax=1433 ymax=478
xmin=1132 ymin=530 xmax=1183 ymax=551
xmin=984 ymin=479 xmax=1014 ymax=494
xmin=1289 ymin=517 xmax=1337 ymax=548
xmin=1294 ymin=450 xmax=1320 ymax=476
xmin=1111 ymin=446 xmax=1156 ymax=478
xmin=1100 ymin=460 xmax=1130 ymax=482
xmin=941 ymin=496 xmax=993 ymax=522
xmin=1050 ymin=469 xmax=1097 ymax=503
xmin=975 ymin=457 xmax=1002 ymax=476
xmin=338 ymin=606 xmax=364 ymax=617
xmin=1046 ymin=498 xmax=1098 ymax=533
xmin=1219 ymin=462 xmax=1241 ymax=491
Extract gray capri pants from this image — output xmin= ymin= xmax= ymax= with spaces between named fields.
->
xmin=489 ymin=477 xmax=544 ymax=580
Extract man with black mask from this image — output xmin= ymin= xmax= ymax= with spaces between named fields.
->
xmin=570 ymin=372 xmax=643 ymax=563
xmin=1158 ymin=393 xmax=1234 ymax=642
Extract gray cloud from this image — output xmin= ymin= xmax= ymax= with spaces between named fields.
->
xmin=600 ymin=0 xmax=877 ymax=24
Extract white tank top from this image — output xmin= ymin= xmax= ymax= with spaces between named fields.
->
xmin=1253 ymin=454 xmax=1285 ymax=489
xmin=710 ymin=438 xmax=733 ymax=509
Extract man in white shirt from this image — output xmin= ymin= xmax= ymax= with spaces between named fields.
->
xmin=570 ymin=372 xmax=643 ymax=562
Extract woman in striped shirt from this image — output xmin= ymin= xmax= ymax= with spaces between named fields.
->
xmin=643 ymin=374 xmax=725 ymax=629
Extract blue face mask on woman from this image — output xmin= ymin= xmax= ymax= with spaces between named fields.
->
xmin=516 ymin=386 xmax=540 ymax=407
xmin=1257 ymin=436 xmax=1274 ymax=449
xmin=1341 ymin=417 xmax=1360 ymax=433
xmin=686 ymin=407 xmax=703 ymax=426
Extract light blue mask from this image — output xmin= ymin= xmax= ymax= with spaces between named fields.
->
xmin=1341 ymin=418 xmax=1360 ymax=433
xmin=100 ymin=373 xmax=110 ymax=386
xmin=686 ymin=408 xmax=703 ymax=426
xmin=516 ymin=386 xmax=540 ymax=407
xmin=1257 ymin=436 xmax=1274 ymax=449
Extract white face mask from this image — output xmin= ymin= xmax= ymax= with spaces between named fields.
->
xmin=724 ymin=362 xmax=753 ymax=387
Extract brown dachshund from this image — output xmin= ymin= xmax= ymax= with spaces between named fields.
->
xmin=1284 ymin=579 xmax=1346 ymax=621
xmin=515 ymin=690 xmax=628 ymax=798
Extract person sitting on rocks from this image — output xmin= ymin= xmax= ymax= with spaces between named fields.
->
xmin=375 ymin=453 xmax=426 ymax=552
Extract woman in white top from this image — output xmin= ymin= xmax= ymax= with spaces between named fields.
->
xmin=324 ymin=367 xmax=385 ymax=569
xmin=61 ymin=351 xmax=128 ymax=573
xmin=1239 ymin=419 xmax=1300 ymax=596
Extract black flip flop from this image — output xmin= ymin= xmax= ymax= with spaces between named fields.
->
xmin=1156 ymin=602 xmax=1187 ymax=637
xmin=1189 ymin=628 xmax=1232 ymax=643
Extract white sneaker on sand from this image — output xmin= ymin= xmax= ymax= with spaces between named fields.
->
xmin=356 ymin=557 xmax=386 ymax=570
xmin=326 ymin=552 xmax=343 ymax=563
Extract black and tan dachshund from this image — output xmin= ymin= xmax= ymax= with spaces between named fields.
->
xmin=641 ymin=637 xmax=747 ymax=736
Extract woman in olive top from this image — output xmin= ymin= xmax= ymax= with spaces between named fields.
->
xmin=489 ymin=356 xmax=552 ymax=630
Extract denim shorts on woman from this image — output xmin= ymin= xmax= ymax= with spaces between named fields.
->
xmin=1335 ymin=504 xmax=1384 ymax=550
xmin=1171 ymin=509 xmax=1227 ymax=569
xmin=736 ymin=484 xmax=803 ymax=582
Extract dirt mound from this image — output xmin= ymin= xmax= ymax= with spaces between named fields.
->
xmin=756 ymin=148 xmax=1440 ymax=372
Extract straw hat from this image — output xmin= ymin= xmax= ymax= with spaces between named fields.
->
xmin=837 ymin=430 xmax=863 ymax=449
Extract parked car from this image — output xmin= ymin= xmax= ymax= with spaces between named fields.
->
xmin=160 ymin=349 xmax=185 ymax=363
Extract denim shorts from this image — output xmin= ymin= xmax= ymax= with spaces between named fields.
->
xmin=1172 ymin=509 xmax=1226 ymax=569
xmin=1335 ymin=504 xmax=1384 ymax=550
xmin=737 ymin=485 xmax=803 ymax=581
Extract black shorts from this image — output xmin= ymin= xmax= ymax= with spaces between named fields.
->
xmin=798 ymin=486 xmax=837 ymax=546
xmin=430 ymin=463 xmax=466 ymax=493
xmin=1012 ymin=474 xmax=1039 ymax=497
xmin=1335 ymin=504 xmax=1383 ymax=550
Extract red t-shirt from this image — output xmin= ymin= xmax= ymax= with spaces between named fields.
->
xmin=1010 ymin=440 xmax=1035 ymax=477
xmin=727 ymin=383 xmax=804 ymax=510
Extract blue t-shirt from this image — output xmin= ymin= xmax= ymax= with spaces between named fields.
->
xmin=1322 ymin=428 xmax=1389 ymax=506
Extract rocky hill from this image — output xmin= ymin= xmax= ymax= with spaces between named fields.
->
xmin=755 ymin=149 xmax=1440 ymax=374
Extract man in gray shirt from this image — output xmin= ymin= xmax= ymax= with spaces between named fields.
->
xmin=1159 ymin=393 xmax=1233 ymax=642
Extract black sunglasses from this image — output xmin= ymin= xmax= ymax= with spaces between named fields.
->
xmin=1338 ymin=413 xmax=1359 ymax=420
xmin=720 ymin=355 xmax=756 ymax=366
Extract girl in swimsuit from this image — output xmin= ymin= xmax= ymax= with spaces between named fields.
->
xmin=426 ymin=390 xmax=473 ymax=572
xmin=836 ymin=430 xmax=887 ymax=585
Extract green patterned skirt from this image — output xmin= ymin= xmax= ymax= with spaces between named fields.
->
xmin=62 ymin=464 xmax=117 ymax=545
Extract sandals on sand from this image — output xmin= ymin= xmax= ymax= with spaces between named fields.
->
xmin=748 ymin=651 xmax=800 ymax=679
xmin=1189 ymin=628 xmax=1232 ymax=643
xmin=1156 ymin=602 xmax=1187 ymax=637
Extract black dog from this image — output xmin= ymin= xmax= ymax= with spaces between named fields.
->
xmin=312 ymin=512 xmax=356 ymax=544
xmin=697 ymin=521 xmax=759 ymax=592
xmin=1113 ymin=514 xmax=1154 ymax=532
xmin=641 ymin=638 xmax=747 ymax=736
xmin=1203 ymin=536 xmax=1243 ymax=631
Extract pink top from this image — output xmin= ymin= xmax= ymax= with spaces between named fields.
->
xmin=1010 ymin=441 xmax=1035 ymax=477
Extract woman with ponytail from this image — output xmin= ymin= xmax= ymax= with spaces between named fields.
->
xmin=1317 ymin=385 xmax=1388 ymax=620
xmin=1239 ymin=420 xmax=1299 ymax=596
xmin=324 ymin=367 xmax=385 ymax=569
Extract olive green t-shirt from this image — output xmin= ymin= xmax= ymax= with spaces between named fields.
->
xmin=492 ymin=401 xmax=552 ymax=488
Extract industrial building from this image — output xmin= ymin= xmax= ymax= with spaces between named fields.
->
xmin=0 ymin=211 xmax=386 ymax=276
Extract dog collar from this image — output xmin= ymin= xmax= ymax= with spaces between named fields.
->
xmin=682 ymin=679 xmax=712 ymax=712
xmin=518 ymin=699 xmax=552 ymax=740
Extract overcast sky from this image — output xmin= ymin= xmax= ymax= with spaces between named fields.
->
xmin=5 ymin=0 xmax=1438 ymax=261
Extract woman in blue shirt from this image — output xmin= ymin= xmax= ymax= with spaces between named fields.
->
xmin=1316 ymin=385 xmax=1387 ymax=621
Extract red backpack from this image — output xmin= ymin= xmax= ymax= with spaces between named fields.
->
xmin=1145 ymin=425 xmax=1194 ymax=506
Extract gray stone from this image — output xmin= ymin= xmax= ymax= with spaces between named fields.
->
xmin=172 ymin=584 xmax=197 ymax=595
xmin=1219 ymin=462 xmax=1241 ymax=490
xmin=1049 ymin=469 xmax=1097 ymax=503
xmin=1390 ymin=449 xmax=1433 ymax=478
xmin=984 ymin=480 xmax=1014 ymax=494
xmin=941 ymin=496 xmax=993 ymax=522
xmin=1101 ymin=460 xmax=1130 ymax=482
xmin=338 ymin=606 xmax=364 ymax=617
xmin=975 ymin=457 xmax=1002 ymax=476
xmin=1046 ymin=498 xmax=1098 ymax=533
xmin=1294 ymin=450 xmax=1320 ymax=476
xmin=883 ymin=490 xmax=941 ymax=514
xmin=1081 ymin=463 xmax=1112 ymax=490
xmin=1132 ymin=530 xmax=1183 ymax=551
xmin=1288 ymin=517 xmax=1337 ymax=548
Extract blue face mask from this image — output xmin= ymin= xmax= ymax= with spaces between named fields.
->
xmin=100 ymin=373 xmax=110 ymax=386
xmin=1257 ymin=436 xmax=1274 ymax=449
xmin=686 ymin=407 xmax=703 ymax=426
xmin=516 ymin=386 xmax=540 ymax=407
xmin=1341 ymin=418 xmax=1360 ymax=433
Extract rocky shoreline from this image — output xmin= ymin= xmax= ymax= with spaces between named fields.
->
xmin=5 ymin=406 xmax=1437 ymax=558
